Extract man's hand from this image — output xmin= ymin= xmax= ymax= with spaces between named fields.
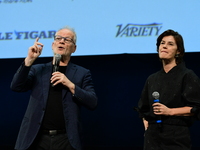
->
xmin=25 ymin=37 xmax=44 ymax=66
xmin=51 ymin=72 xmax=75 ymax=94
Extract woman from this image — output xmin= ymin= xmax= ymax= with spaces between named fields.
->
xmin=138 ymin=29 xmax=200 ymax=150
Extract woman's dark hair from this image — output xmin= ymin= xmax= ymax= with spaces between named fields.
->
xmin=156 ymin=29 xmax=185 ymax=64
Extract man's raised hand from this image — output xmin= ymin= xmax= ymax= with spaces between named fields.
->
xmin=25 ymin=38 xmax=44 ymax=66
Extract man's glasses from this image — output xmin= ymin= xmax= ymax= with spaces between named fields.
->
xmin=54 ymin=35 xmax=75 ymax=45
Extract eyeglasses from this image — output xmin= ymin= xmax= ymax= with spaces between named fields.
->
xmin=54 ymin=35 xmax=75 ymax=45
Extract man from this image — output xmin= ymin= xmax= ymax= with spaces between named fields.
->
xmin=11 ymin=26 xmax=98 ymax=150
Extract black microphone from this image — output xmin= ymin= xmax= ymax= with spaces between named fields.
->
xmin=52 ymin=54 xmax=61 ymax=87
xmin=53 ymin=54 xmax=61 ymax=72
xmin=152 ymin=91 xmax=162 ymax=125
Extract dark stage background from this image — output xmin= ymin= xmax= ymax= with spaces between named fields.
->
xmin=1 ymin=53 xmax=200 ymax=150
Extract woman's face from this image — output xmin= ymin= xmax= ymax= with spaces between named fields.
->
xmin=158 ymin=35 xmax=180 ymax=62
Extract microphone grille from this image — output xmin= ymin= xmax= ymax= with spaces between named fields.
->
xmin=55 ymin=53 xmax=61 ymax=59
xmin=152 ymin=91 xmax=159 ymax=99
xmin=54 ymin=54 xmax=62 ymax=66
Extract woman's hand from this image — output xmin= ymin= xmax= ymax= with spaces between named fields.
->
xmin=152 ymin=102 xmax=172 ymax=115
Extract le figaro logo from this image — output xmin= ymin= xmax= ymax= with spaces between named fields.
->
xmin=0 ymin=30 xmax=56 ymax=40
xmin=116 ymin=23 xmax=162 ymax=37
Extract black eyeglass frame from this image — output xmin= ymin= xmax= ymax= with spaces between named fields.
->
xmin=54 ymin=35 xmax=75 ymax=45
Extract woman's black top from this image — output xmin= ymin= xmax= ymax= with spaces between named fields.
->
xmin=138 ymin=62 xmax=200 ymax=126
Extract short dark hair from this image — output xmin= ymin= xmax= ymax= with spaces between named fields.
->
xmin=156 ymin=29 xmax=185 ymax=64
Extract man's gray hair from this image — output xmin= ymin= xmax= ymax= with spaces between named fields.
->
xmin=56 ymin=26 xmax=77 ymax=44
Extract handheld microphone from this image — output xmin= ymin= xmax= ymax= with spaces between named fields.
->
xmin=53 ymin=54 xmax=61 ymax=72
xmin=152 ymin=91 xmax=162 ymax=124
xmin=52 ymin=54 xmax=61 ymax=87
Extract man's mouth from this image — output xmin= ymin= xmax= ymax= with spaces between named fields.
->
xmin=58 ymin=46 xmax=64 ymax=49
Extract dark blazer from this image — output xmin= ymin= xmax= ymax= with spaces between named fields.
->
xmin=10 ymin=61 xmax=98 ymax=150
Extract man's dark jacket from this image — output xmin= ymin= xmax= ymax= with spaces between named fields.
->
xmin=10 ymin=61 xmax=98 ymax=150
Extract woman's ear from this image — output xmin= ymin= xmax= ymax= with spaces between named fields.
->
xmin=176 ymin=50 xmax=180 ymax=54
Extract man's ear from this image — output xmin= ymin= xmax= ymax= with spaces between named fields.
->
xmin=73 ymin=45 xmax=77 ymax=53
xmin=52 ymin=41 xmax=54 ymax=48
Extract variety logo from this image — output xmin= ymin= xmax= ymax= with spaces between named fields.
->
xmin=116 ymin=23 xmax=162 ymax=37
xmin=0 ymin=30 xmax=56 ymax=40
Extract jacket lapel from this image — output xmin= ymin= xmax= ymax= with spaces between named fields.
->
xmin=66 ymin=62 xmax=76 ymax=81
xmin=62 ymin=62 xmax=77 ymax=98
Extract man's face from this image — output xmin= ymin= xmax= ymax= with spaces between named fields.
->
xmin=52 ymin=29 xmax=76 ymax=57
